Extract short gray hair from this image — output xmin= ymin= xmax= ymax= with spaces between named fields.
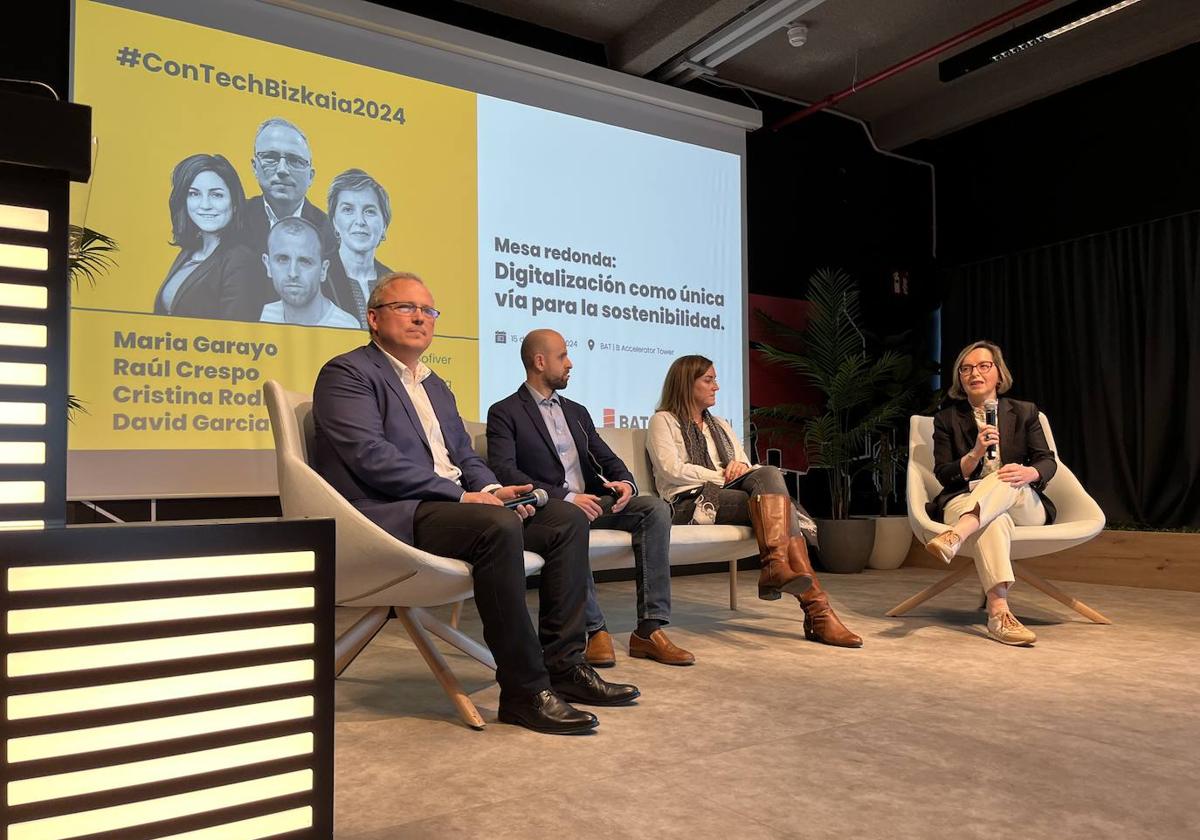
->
xmin=326 ymin=168 xmax=392 ymax=229
xmin=367 ymin=272 xmax=426 ymax=311
xmin=253 ymin=117 xmax=312 ymax=156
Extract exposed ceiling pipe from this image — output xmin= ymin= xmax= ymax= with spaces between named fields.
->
xmin=770 ymin=0 xmax=1058 ymax=131
xmin=655 ymin=0 xmax=831 ymax=87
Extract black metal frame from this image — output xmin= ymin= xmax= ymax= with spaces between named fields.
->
xmin=0 ymin=89 xmax=91 ymax=529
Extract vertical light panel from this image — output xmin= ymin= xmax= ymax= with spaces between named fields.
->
xmin=0 ymin=204 xmax=49 ymax=233
xmin=0 ymin=145 xmax=68 ymax=534
xmin=2 ymin=520 xmax=335 ymax=839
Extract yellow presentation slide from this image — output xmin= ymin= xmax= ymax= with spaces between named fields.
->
xmin=70 ymin=0 xmax=478 ymax=451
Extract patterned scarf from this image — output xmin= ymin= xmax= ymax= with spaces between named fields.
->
xmin=681 ymin=410 xmax=736 ymax=470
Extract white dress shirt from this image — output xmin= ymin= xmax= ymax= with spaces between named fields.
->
xmin=646 ymin=410 xmax=751 ymax=502
xmin=376 ymin=342 xmax=463 ymax=486
xmin=263 ymin=197 xmax=308 ymax=228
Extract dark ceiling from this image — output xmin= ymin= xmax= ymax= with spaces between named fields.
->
xmin=434 ymin=0 xmax=1200 ymax=148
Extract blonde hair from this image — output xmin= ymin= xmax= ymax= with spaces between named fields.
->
xmin=948 ymin=340 xmax=1014 ymax=399
xmin=657 ymin=355 xmax=714 ymax=427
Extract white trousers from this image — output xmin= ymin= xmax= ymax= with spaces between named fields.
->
xmin=941 ymin=472 xmax=1047 ymax=593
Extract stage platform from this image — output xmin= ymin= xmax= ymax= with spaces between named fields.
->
xmin=331 ymin=567 xmax=1200 ymax=839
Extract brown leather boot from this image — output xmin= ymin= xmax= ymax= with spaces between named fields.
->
xmin=748 ymin=494 xmax=814 ymax=601
xmin=787 ymin=538 xmax=863 ymax=648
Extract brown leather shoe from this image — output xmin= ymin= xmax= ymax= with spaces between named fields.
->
xmin=749 ymin=494 xmax=814 ymax=600
xmin=787 ymin=537 xmax=864 ymax=648
xmin=628 ymin=629 xmax=695 ymax=665
xmin=585 ymin=630 xmax=616 ymax=668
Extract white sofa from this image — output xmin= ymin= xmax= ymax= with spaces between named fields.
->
xmin=466 ymin=422 xmax=758 ymax=610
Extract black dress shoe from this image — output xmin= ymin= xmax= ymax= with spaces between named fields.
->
xmin=497 ymin=689 xmax=598 ymax=735
xmin=550 ymin=663 xmax=640 ymax=706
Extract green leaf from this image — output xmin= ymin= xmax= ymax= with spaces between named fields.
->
xmin=68 ymin=225 xmax=119 ymax=290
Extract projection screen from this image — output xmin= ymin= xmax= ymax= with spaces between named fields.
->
xmin=68 ymin=0 xmax=759 ymax=498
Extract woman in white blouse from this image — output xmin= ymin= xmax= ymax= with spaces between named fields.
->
xmin=647 ymin=355 xmax=861 ymax=648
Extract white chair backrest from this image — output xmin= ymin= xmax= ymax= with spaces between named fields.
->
xmin=908 ymin=416 xmax=941 ymax=505
xmin=598 ymin=427 xmax=654 ymax=495
xmin=268 ymin=383 xmax=315 ymax=464
xmin=466 ymin=420 xmax=487 ymax=460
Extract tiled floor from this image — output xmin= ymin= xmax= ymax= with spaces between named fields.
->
xmin=332 ymin=568 xmax=1200 ymax=839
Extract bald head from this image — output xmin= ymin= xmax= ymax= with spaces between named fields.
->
xmin=521 ymin=329 xmax=572 ymax=393
xmin=520 ymin=329 xmax=562 ymax=372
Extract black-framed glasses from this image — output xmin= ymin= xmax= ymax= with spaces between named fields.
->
xmin=255 ymin=151 xmax=311 ymax=171
xmin=958 ymin=361 xmax=995 ymax=375
xmin=370 ymin=301 xmax=441 ymax=319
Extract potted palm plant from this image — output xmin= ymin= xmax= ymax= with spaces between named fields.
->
xmin=754 ymin=267 xmax=910 ymax=572
xmin=67 ymin=225 xmax=118 ymax=420
xmin=864 ymin=345 xmax=943 ymax=569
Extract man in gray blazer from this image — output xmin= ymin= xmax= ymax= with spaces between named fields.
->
xmin=312 ymin=272 xmax=638 ymax=734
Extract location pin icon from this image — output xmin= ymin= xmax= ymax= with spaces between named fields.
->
xmin=587 ymin=339 xmax=595 ymax=350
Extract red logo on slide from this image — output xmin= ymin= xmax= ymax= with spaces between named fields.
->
xmin=602 ymin=408 xmax=615 ymax=428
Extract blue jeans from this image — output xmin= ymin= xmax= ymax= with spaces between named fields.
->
xmin=583 ymin=494 xmax=673 ymax=631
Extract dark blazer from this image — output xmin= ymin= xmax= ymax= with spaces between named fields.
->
xmin=929 ymin=397 xmax=1058 ymax=524
xmin=153 ymin=240 xmax=264 ymax=321
xmin=487 ymin=385 xmax=637 ymax=500
xmin=237 ymin=195 xmax=337 ymax=260
xmin=325 ymin=254 xmax=391 ymax=328
xmin=312 ymin=343 xmax=498 ymax=545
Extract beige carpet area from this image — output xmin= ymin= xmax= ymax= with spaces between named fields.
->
xmin=332 ymin=567 xmax=1200 ymax=839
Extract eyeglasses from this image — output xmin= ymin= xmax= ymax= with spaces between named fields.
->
xmin=255 ymin=151 xmax=311 ymax=171
xmin=371 ymin=301 xmax=441 ymax=319
xmin=958 ymin=361 xmax=995 ymax=376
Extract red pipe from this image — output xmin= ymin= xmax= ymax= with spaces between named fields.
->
xmin=770 ymin=0 xmax=1058 ymax=130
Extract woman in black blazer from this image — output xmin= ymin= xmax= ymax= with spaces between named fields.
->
xmin=324 ymin=168 xmax=393 ymax=328
xmin=153 ymin=154 xmax=264 ymax=321
xmin=927 ymin=340 xmax=1057 ymax=646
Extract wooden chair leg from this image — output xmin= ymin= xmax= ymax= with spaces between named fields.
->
xmin=334 ymin=606 xmax=391 ymax=678
xmin=1015 ymin=565 xmax=1113 ymax=625
xmin=449 ymin=599 xmax=464 ymax=629
xmin=396 ymin=607 xmax=486 ymax=730
xmin=414 ymin=606 xmax=497 ymax=670
xmin=885 ymin=566 xmax=974 ymax=616
xmin=728 ymin=559 xmax=739 ymax=611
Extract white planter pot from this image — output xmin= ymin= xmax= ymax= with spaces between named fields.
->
xmin=866 ymin=515 xmax=912 ymax=570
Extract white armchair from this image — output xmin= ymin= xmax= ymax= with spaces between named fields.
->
xmin=887 ymin=413 xmax=1110 ymax=623
xmin=264 ymin=381 xmax=544 ymax=729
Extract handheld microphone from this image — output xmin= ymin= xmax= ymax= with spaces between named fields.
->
xmin=503 ymin=488 xmax=549 ymax=509
xmin=984 ymin=399 xmax=998 ymax=460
